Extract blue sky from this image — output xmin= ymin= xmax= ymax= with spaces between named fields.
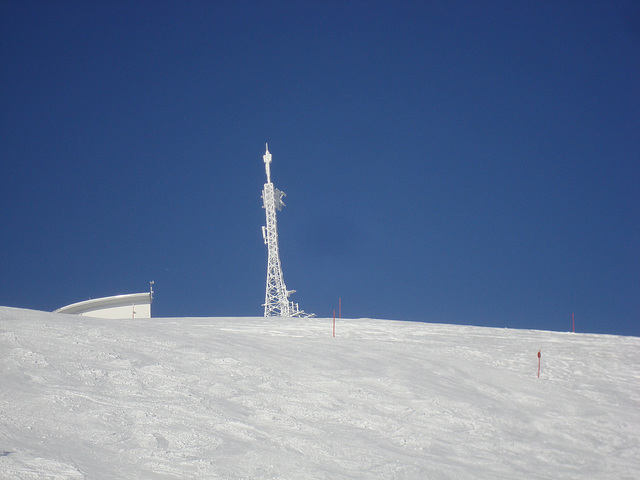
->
xmin=1 ymin=1 xmax=638 ymax=336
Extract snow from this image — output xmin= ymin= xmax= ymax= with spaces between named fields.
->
xmin=1 ymin=306 xmax=638 ymax=479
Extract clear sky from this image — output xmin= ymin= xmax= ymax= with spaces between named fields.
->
xmin=1 ymin=1 xmax=638 ymax=336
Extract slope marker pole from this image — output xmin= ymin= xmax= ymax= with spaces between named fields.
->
xmin=537 ymin=350 xmax=541 ymax=378
xmin=333 ymin=310 xmax=336 ymax=338
xmin=572 ymin=312 xmax=575 ymax=333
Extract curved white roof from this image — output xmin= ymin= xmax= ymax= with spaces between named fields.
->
xmin=55 ymin=292 xmax=152 ymax=318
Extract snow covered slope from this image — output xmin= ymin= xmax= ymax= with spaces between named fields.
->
xmin=1 ymin=306 xmax=638 ymax=479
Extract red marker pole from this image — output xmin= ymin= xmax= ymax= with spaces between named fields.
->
xmin=333 ymin=310 xmax=336 ymax=338
xmin=572 ymin=313 xmax=575 ymax=333
xmin=537 ymin=350 xmax=541 ymax=378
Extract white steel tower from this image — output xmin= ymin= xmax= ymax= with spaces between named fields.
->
xmin=261 ymin=144 xmax=313 ymax=317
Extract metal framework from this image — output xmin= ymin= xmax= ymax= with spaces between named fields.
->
xmin=261 ymin=144 xmax=313 ymax=317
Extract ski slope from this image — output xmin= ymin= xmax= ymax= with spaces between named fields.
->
xmin=1 ymin=306 xmax=638 ymax=479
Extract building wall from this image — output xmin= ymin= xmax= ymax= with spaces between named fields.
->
xmin=76 ymin=302 xmax=151 ymax=319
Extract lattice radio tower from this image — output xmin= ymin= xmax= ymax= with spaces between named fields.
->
xmin=261 ymin=144 xmax=313 ymax=317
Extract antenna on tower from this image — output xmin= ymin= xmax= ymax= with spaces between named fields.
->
xmin=261 ymin=144 xmax=313 ymax=318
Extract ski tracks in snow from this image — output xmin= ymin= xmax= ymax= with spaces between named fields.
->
xmin=1 ymin=308 xmax=639 ymax=479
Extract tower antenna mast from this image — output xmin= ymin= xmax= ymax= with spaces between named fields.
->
xmin=261 ymin=144 xmax=313 ymax=317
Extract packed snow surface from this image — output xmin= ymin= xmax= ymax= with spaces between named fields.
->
xmin=1 ymin=307 xmax=638 ymax=479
